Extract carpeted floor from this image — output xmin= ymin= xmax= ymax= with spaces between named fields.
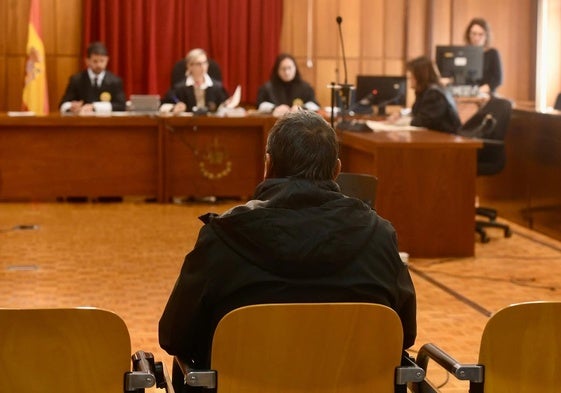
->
xmin=1 ymin=201 xmax=560 ymax=392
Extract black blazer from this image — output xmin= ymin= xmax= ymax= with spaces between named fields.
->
xmin=480 ymin=48 xmax=503 ymax=93
xmin=59 ymin=70 xmax=127 ymax=111
xmin=256 ymin=80 xmax=318 ymax=107
xmin=411 ymin=85 xmax=461 ymax=134
xmin=162 ymin=80 xmax=229 ymax=112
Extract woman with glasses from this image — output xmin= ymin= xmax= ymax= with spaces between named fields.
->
xmin=256 ymin=53 xmax=319 ymax=117
xmin=162 ymin=48 xmax=229 ymax=114
xmin=464 ymin=18 xmax=503 ymax=94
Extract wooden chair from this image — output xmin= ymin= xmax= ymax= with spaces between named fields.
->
xmin=175 ymin=302 xmax=424 ymax=393
xmin=336 ymin=172 xmax=378 ymax=207
xmin=0 ymin=307 xmax=169 ymax=393
xmin=413 ymin=301 xmax=561 ymax=393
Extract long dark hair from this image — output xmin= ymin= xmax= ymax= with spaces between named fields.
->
xmin=406 ymin=56 xmax=442 ymax=94
xmin=269 ymin=53 xmax=302 ymax=85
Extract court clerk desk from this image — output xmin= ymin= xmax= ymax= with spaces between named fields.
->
xmin=0 ymin=113 xmax=480 ymax=258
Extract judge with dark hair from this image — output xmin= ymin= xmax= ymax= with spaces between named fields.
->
xmin=256 ymin=53 xmax=319 ymax=117
xmin=59 ymin=41 xmax=126 ymax=113
xmin=159 ymin=111 xmax=416 ymax=391
xmin=405 ymin=56 xmax=461 ymax=133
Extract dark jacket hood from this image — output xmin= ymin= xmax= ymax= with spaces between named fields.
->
xmin=200 ymin=178 xmax=379 ymax=278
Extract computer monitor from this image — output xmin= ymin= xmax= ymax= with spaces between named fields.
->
xmin=353 ymin=75 xmax=407 ymax=115
xmin=435 ymin=45 xmax=484 ymax=85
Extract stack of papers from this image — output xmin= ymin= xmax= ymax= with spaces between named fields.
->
xmin=365 ymin=120 xmax=426 ymax=132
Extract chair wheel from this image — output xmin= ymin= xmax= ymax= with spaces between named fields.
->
xmin=504 ymin=228 xmax=513 ymax=238
xmin=480 ymin=233 xmax=490 ymax=243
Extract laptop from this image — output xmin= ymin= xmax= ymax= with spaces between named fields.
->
xmin=129 ymin=94 xmax=161 ymax=113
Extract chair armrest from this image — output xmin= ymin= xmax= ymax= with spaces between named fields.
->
xmin=395 ymin=355 xmax=425 ymax=385
xmin=416 ymin=343 xmax=483 ymax=382
xmin=124 ymin=351 xmax=157 ymax=391
xmin=410 ymin=344 xmax=484 ymax=393
xmin=125 ymin=350 xmax=171 ymax=392
xmin=174 ymin=356 xmax=217 ymax=388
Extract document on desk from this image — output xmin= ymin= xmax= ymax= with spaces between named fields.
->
xmin=365 ymin=120 xmax=426 ymax=132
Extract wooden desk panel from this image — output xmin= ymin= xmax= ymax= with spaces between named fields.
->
xmin=338 ymin=130 xmax=481 ymax=258
xmin=162 ymin=116 xmax=274 ymax=201
xmin=0 ymin=115 xmax=161 ymax=201
xmin=477 ymin=108 xmax=561 ymax=241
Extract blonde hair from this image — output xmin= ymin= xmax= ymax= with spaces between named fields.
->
xmin=185 ymin=48 xmax=207 ymax=65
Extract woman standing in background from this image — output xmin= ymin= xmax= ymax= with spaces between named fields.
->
xmin=464 ymin=17 xmax=503 ymax=94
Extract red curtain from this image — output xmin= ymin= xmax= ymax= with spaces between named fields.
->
xmin=83 ymin=0 xmax=283 ymax=104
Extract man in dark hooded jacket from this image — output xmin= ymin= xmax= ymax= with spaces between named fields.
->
xmin=159 ymin=110 xmax=416 ymax=375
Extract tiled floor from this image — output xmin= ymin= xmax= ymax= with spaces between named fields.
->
xmin=2 ymin=202 xmax=560 ymax=392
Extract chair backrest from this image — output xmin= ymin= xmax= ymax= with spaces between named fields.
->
xmin=170 ymin=58 xmax=223 ymax=87
xmin=336 ymin=172 xmax=378 ymax=207
xmin=209 ymin=302 xmax=404 ymax=393
xmin=461 ymin=97 xmax=513 ymax=176
xmin=478 ymin=301 xmax=561 ymax=393
xmin=554 ymin=93 xmax=561 ymax=110
xmin=0 ymin=307 xmax=131 ymax=393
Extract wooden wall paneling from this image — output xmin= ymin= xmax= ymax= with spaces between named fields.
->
xmin=40 ymin=0 xmax=56 ymax=53
xmin=431 ymin=0 xmax=453 ymax=49
xmin=0 ymin=0 xmax=5 ymax=110
xmin=405 ymin=0 xmax=430 ymax=59
xmin=53 ymin=57 xmax=80 ymax=109
xmin=544 ymin=0 xmax=561 ymax=107
xmin=52 ymin=0 xmax=83 ymax=113
xmin=0 ymin=0 xmax=6 ymax=53
xmin=360 ymin=0 xmax=386 ymax=60
xmin=383 ymin=59 xmax=406 ymax=76
xmin=336 ymin=0 xmax=361 ymax=59
xmin=315 ymin=58 xmax=338 ymax=108
xmin=54 ymin=0 xmax=82 ymax=55
xmin=383 ymin=0 xmax=406 ymax=61
xmin=280 ymin=0 xmax=309 ymax=57
xmin=6 ymin=0 xmax=28 ymax=56
xmin=360 ymin=59 xmax=385 ymax=75
xmin=2 ymin=0 xmax=30 ymax=111
xmin=6 ymin=57 xmax=25 ymax=111
xmin=311 ymin=0 xmax=339 ymax=57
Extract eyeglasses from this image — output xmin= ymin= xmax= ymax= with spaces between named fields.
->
xmin=189 ymin=61 xmax=208 ymax=67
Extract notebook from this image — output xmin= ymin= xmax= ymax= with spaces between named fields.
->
xmin=129 ymin=94 xmax=161 ymax=113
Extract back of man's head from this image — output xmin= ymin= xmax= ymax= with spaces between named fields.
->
xmin=266 ymin=111 xmax=339 ymax=181
xmin=87 ymin=42 xmax=108 ymax=57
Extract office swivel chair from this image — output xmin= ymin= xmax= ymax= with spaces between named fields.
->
xmin=0 ymin=307 xmax=170 ymax=393
xmin=554 ymin=93 xmax=561 ymax=110
xmin=336 ymin=172 xmax=378 ymax=207
xmin=413 ymin=301 xmax=561 ymax=393
xmin=174 ymin=303 xmax=424 ymax=393
xmin=459 ymin=97 xmax=513 ymax=243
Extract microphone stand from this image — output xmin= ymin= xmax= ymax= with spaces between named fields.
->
xmin=334 ymin=16 xmax=355 ymax=131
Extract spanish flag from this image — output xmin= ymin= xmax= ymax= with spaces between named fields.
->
xmin=22 ymin=0 xmax=49 ymax=115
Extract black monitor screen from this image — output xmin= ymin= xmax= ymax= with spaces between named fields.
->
xmin=435 ymin=45 xmax=483 ymax=85
xmin=355 ymin=75 xmax=407 ymax=107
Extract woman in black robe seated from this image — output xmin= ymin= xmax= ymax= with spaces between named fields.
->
xmin=405 ymin=56 xmax=461 ymax=134
xmin=256 ymin=53 xmax=319 ymax=117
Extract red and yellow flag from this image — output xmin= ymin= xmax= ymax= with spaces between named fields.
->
xmin=22 ymin=0 xmax=49 ymax=115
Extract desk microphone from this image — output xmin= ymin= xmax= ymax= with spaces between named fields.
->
xmin=335 ymin=16 xmax=354 ymax=126
xmin=336 ymin=16 xmax=348 ymax=85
